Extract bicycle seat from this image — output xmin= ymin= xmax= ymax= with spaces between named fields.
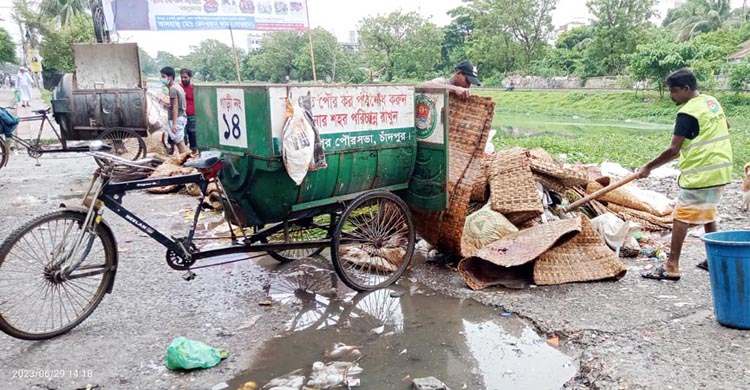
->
xmin=32 ymin=107 xmax=50 ymax=115
xmin=184 ymin=151 xmax=223 ymax=169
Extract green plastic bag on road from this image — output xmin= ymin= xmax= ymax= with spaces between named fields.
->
xmin=164 ymin=337 xmax=229 ymax=370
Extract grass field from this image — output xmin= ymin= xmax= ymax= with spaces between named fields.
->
xmin=477 ymin=90 xmax=750 ymax=176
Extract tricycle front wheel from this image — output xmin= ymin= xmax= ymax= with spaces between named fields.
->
xmin=331 ymin=192 xmax=415 ymax=292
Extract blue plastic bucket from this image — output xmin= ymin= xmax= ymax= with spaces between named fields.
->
xmin=703 ymin=231 xmax=750 ymax=330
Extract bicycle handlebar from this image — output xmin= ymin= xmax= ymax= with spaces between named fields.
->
xmin=88 ymin=151 xmax=159 ymax=171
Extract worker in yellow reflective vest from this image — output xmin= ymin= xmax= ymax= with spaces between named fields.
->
xmin=638 ymin=68 xmax=733 ymax=281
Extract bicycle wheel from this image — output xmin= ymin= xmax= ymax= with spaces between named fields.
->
xmin=331 ymin=192 xmax=415 ymax=292
xmin=0 ymin=137 xmax=7 ymax=168
xmin=95 ymin=128 xmax=147 ymax=168
xmin=264 ymin=214 xmax=333 ymax=263
xmin=0 ymin=210 xmax=116 ymax=340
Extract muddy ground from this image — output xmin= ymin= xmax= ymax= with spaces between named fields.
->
xmin=1 ymin=151 xmax=749 ymax=390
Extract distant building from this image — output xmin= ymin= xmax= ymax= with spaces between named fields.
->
xmin=247 ymin=32 xmax=267 ymax=52
xmin=550 ymin=19 xmax=588 ymax=45
xmin=340 ymin=30 xmax=360 ymax=52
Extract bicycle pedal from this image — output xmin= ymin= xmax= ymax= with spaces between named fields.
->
xmin=182 ymin=271 xmax=196 ymax=281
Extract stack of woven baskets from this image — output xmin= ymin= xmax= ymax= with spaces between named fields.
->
xmin=410 ymin=95 xmax=673 ymax=290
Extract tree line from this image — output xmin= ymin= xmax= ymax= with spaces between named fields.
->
xmin=8 ymin=0 xmax=750 ymax=92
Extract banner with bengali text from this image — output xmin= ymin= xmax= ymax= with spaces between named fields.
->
xmin=103 ymin=0 xmax=308 ymax=31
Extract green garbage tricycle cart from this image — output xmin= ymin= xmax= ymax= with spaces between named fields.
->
xmin=0 ymin=84 xmax=452 ymax=340
xmin=194 ymin=84 xmax=451 ymax=291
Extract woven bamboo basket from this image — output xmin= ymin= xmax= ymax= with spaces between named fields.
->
xmin=528 ymin=158 xmax=590 ymax=187
xmin=412 ymin=95 xmax=496 ymax=256
xmin=474 ymin=217 xmax=582 ymax=267
xmin=489 ymin=147 xmax=542 ymax=225
xmin=458 ymin=257 xmax=534 ymax=290
xmin=528 ymin=147 xmax=555 ymax=163
xmin=470 ymin=154 xmax=491 ymax=202
xmin=533 ymin=173 xmax=568 ymax=194
xmin=607 ymin=203 xmax=674 ymax=230
xmin=533 ymin=216 xmax=627 ymax=285
xmin=586 ymin=181 xmax=673 ymax=216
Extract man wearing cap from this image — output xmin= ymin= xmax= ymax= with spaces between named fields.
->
xmin=419 ymin=60 xmax=481 ymax=99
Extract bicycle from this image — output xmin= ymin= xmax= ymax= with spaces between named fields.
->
xmin=0 ymin=106 xmax=147 ymax=169
xmin=0 ymin=150 xmax=414 ymax=340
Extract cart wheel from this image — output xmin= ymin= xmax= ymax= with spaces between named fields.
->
xmin=0 ymin=137 xmax=8 ymax=169
xmin=264 ymin=214 xmax=333 ymax=263
xmin=331 ymin=191 xmax=415 ymax=292
xmin=94 ymin=128 xmax=147 ymax=168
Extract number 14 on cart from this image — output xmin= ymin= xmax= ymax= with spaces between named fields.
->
xmin=217 ymin=89 xmax=248 ymax=148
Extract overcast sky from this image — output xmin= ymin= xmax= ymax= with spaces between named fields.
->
xmin=1 ymin=0 xmax=748 ymax=58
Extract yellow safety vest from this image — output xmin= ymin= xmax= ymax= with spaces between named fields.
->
xmin=677 ymin=94 xmax=733 ymax=189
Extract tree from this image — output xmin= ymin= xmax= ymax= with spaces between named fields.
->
xmin=441 ymin=6 xmax=475 ymax=72
xmin=40 ymin=0 xmax=87 ymax=26
xmin=469 ymin=0 xmax=557 ymax=72
xmin=184 ymin=39 xmax=237 ymax=82
xmin=358 ymin=11 xmax=441 ymax=81
xmin=242 ymin=29 xmax=364 ymax=83
xmin=156 ymin=51 xmax=182 ymax=68
xmin=138 ymin=48 xmax=158 ymax=75
xmin=628 ymin=40 xmax=692 ymax=94
xmin=38 ymin=14 xmax=95 ymax=71
xmin=0 ymin=28 xmax=16 ymax=64
xmin=729 ymin=61 xmax=750 ymax=92
xmin=586 ymin=0 xmax=658 ymax=75
xmin=243 ymin=31 xmax=306 ymax=82
xmin=666 ymin=0 xmax=737 ymax=41
xmin=555 ymin=26 xmax=594 ymax=50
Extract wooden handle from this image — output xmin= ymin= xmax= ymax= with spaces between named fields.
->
xmin=565 ymin=172 xmax=640 ymax=212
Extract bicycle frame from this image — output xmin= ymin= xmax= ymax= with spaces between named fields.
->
xmin=82 ymin=167 xmax=335 ymax=273
xmin=12 ymin=112 xmax=89 ymax=154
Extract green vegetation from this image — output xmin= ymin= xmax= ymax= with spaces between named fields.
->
xmin=481 ymin=90 xmax=750 ymax=176
xmin=0 ymin=28 xmax=16 ymax=64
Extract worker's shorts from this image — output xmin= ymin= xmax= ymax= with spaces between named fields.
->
xmin=166 ymin=116 xmax=187 ymax=144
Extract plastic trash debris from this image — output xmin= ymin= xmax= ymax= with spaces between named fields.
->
xmin=591 ymin=213 xmax=641 ymax=257
xmin=370 ymin=325 xmax=385 ymax=335
xmin=258 ymin=300 xmax=273 ymax=306
xmin=307 ymin=361 xmax=363 ymax=389
xmin=325 ymin=343 xmax=362 ymax=361
xmin=211 ymin=382 xmax=229 ymax=390
xmin=164 ymin=337 xmax=229 ymax=370
xmin=412 ymin=376 xmax=450 ymax=390
xmin=500 ymin=312 xmax=513 ymax=317
xmin=263 ymin=372 xmax=305 ymax=389
xmin=546 ymin=336 xmax=560 ymax=348
xmin=238 ymin=381 xmax=257 ymax=390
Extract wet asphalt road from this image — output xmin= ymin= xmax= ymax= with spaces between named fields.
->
xmin=0 ymin=154 xmax=289 ymax=390
xmin=1 ymin=152 xmax=750 ymax=389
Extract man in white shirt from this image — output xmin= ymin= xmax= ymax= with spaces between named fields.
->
xmin=419 ymin=60 xmax=481 ymax=99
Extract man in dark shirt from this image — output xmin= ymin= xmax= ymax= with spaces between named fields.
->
xmin=674 ymin=112 xmax=700 ymax=140
xmin=180 ymin=69 xmax=198 ymax=155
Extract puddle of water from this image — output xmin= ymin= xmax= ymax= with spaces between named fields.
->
xmin=228 ymin=262 xmax=577 ymax=390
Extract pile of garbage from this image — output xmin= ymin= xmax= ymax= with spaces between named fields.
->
xmin=412 ymin=95 xmax=674 ymax=290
